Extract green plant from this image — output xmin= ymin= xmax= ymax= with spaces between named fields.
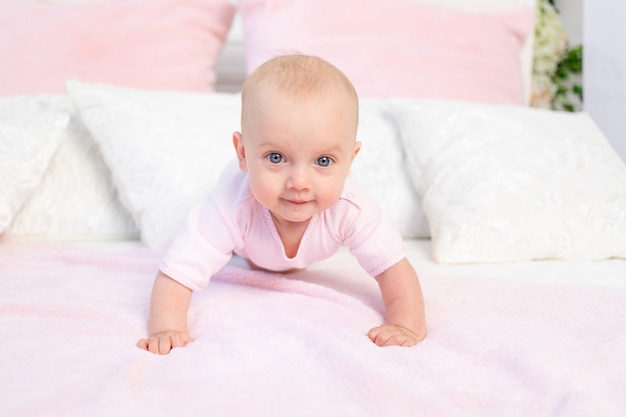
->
xmin=531 ymin=0 xmax=583 ymax=112
xmin=552 ymin=44 xmax=583 ymax=112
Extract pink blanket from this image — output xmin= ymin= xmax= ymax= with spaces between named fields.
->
xmin=1 ymin=244 xmax=625 ymax=416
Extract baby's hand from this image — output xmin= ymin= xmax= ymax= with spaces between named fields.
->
xmin=137 ymin=331 xmax=192 ymax=355
xmin=368 ymin=324 xmax=422 ymax=347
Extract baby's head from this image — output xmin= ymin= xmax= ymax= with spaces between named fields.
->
xmin=233 ymin=55 xmax=361 ymax=225
xmin=239 ymin=54 xmax=358 ymax=132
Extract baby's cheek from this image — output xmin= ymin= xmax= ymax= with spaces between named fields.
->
xmin=319 ymin=180 xmax=346 ymax=207
xmin=248 ymin=173 xmax=278 ymax=204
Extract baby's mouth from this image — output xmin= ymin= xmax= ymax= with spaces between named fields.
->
xmin=284 ymin=198 xmax=309 ymax=205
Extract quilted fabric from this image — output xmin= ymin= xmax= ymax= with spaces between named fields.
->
xmin=392 ymin=99 xmax=626 ymax=263
xmin=0 ymin=96 xmax=69 ymax=232
xmin=67 ymin=81 xmax=241 ymax=248
xmin=352 ymin=100 xmax=429 ymax=238
xmin=8 ymin=97 xmax=138 ymax=241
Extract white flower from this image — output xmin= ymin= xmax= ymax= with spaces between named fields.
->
xmin=531 ymin=0 xmax=569 ymax=108
xmin=531 ymin=74 xmax=556 ymax=109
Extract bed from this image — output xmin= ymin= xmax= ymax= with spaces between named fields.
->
xmin=2 ymin=0 xmax=626 ymax=416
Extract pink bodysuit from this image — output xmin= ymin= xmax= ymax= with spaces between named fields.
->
xmin=160 ymin=162 xmax=405 ymax=291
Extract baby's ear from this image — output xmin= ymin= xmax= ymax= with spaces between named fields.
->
xmin=346 ymin=141 xmax=362 ymax=177
xmin=232 ymin=132 xmax=248 ymax=172
xmin=352 ymin=141 xmax=362 ymax=161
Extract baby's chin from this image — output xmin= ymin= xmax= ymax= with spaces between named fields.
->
xmin=270 ymin=210 xmax=315 ymax=225
xmin=267 ymin=204 xmax=318 ymax=225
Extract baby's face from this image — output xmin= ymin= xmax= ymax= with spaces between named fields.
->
xmin=234 ymin=87 xmax=360 ymax=226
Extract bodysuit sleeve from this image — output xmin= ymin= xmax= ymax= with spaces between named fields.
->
xmin=339 ymin=182 xmax=406 ymax=277
xmin=159 ymin=195 xmax=244 ymax=291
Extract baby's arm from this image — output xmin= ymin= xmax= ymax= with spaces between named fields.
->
xmin=136 ymin=271 xmax=193 ymax=355
xmin=368 ymin=258 xmax=426 ymax=347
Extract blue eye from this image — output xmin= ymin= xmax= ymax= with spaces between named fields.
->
xmin=266 ymin=153 xmax=284 ymax=164
xmin=316 ymin=156 xmax=333 ymax=167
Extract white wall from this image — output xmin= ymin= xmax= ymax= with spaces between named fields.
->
xmin=556 ymin=0 xmax=625 ymax=162
xmin=583 ymin=0 xmax=626 ymax=162
xmin=554 ymin=0 xmax=582 ymax=45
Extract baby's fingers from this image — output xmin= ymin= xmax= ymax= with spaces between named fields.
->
xmin=136 ymin=338 xmax=149 ymax=351
xmin=170 ymin=333 xmax=192 ymax=350
xmin=368 ymin=324 xmax=418 ymax=347
xmin=137 ymin=333 xmax=191 ymax=355
xmin=368 ymin=326 xmax=401 ymax=347
xmin=155 ymin=336 xmax=172 ymax=355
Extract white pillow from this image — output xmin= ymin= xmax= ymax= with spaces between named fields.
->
xmin=392 ymin=99 xmax=626 ymax=263
xmin=0 ymin=96 xmax=69 ymax=233
xmin=352 ymin=100 xmax=429 ymax=238
xmin=67 ymin=80 xmax=241 ymax=248
xmin=8 ymin=97 xmax=139 ymax=241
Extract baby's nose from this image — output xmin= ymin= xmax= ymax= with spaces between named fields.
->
xmin=287 ymin=166 xmax=311 ymax=191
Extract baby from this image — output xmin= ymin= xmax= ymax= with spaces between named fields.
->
xmin=137 ymin=55 xmax=426 ymax=355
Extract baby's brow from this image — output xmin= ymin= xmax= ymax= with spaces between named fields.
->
xmin=316 ymin=142 xmax=347 ymax=154
xmin=317 ymin=147 xmax=348 ymax=160
xmin=256 ymin=140 xmax=283 ymax=149
xmin=256 ymin=139 xmax=348 ymax=157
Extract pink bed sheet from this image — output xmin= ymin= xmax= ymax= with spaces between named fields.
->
xmin=1 ymin=243 xmax=625 ymax=416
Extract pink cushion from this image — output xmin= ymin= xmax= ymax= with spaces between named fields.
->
xmin=0 ymin=0 xmax=236 ymax=94
xmin=240 ymin=0 xmax=533 ymax=104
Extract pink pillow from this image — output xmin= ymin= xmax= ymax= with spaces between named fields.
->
xmin=0 ymin=0 xmax=236 ymax=94
xmin=239 ymin=0 xmax=533 ymax=104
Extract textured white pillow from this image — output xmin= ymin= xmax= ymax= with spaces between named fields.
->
xmin=352 ymin=100 xmax=428 ymax=238
xmin=0 ymin=96 xmax=69 ymax=233
xmin=392 ymin=99 xmax=626 ymax=263
xmin=67 ymin=81 xmax=241 ymax=248
xmin=8 ymin=96 xmax=138 ymax=241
